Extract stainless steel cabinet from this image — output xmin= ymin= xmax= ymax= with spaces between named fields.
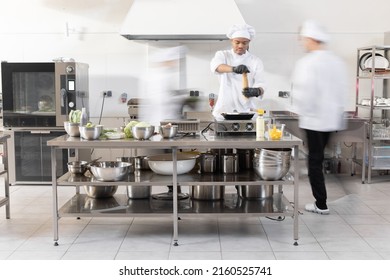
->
xmin=48 ymin=133 xmax=302 ymax=246
xmin=355 ymin=46 xmax=390 ymax=183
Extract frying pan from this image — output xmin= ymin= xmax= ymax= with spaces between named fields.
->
xmin=221 ymin=112 xmax=255 ymax=120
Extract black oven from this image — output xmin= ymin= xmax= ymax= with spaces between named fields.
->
xmin=1 ymin=61 xmax=89 ymax=184
xmin=1 ymin=61 xmax=89 ymax=128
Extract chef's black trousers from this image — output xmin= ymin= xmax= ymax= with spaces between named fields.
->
xmin=304 ymin=129 xmax=331 ymax=210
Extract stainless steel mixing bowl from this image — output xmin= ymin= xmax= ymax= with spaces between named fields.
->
xmin=89 ymin=161 xmax=131 ymax=181
xmin=159 ymin=125 xmax=178 ymax=138
xmin=64 ymin=121 xmax=80 ymax=137
xmin=67 ymin=161 xmax=88 ymax=175
xmin=131 ymin=126 xmax=155 ymax=140
xmin=253 ymin=148 xmax=291 ymax=180
xmin=84 ymin=185 xmax=118 ymax=198
xmin=79 ymin=125 xmax=103 ymax=140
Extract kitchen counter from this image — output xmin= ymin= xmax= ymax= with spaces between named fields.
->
xmin=48 ymin=132 xmax=303 ymax=246
xmin=270 ymin=110 xmax=367 ymax=143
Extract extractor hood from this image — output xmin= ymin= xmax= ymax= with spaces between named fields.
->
xmin=120 ymin=0 xmax=245 ymax=41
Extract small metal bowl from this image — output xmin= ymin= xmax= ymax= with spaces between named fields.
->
xmin=132 ymin=126 xmax=155 ymax=140
xmin=79 ymin=125 xmax=103 ymax=140
xmin=67 ymin=161 xmax=88 ymax=175
xmin=64 ymin=121 xmax=80 ymax=137
xmin=160 ymin=125 xmax=178 ymax=138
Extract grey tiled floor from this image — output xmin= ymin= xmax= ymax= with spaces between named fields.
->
xmin=1 ymin=172 xmax=390 ymax=260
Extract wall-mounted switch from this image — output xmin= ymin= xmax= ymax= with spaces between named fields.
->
xmin=278 ymin=91 xmax=290 ymax=98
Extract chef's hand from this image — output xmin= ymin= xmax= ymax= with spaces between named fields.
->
xmin=242 ymin=87 xmax=261 ymax=98
xmin=232 ymin=64 xmax=250 ymax=74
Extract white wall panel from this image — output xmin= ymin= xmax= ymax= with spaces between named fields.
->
xmin=0 ymin=0 xmax=388 ymax=120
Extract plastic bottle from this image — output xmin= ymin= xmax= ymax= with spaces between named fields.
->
xmin=256 ymin=109 xmax=265 ymax=140
xmin=80 ymin=107 xmax=88 ymax=126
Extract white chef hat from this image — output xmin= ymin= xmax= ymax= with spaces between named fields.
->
xmin=227 ymin=24 xmax=256 ymax=40
xmin=300 ymin=20 xmax=330 ymax=43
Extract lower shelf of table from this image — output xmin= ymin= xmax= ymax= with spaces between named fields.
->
xmin=58 ymin=193 xmax=293 ymax=218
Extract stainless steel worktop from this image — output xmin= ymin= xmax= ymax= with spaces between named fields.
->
xmin=47 ymin=132 xmax=303 ymax=149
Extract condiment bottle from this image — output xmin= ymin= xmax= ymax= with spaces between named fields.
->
xmin=80 ymin=107 xmax=88 ymax=126
xmin=256 ymin=109 xmax=266 ymax=140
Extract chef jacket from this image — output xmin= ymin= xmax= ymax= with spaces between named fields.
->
xmin=291 ymin=50 xmax=348 ymax=131
xmin=210 ymin=49 xmax=266 ymax=119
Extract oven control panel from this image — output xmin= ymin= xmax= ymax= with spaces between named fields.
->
xmin=215 ymin=120 xmax=256 ymax=134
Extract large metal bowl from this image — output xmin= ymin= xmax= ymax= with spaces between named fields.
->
xmin=84 ymin=185 xmax=118 ymax=198
xmin=79 ymin=125 xmax=103 ymax=140
xmin=67 ymin=161 xmax=88 ymax=175
xmin=253 ymin=148 xmax=291 ymax=180
xmin=132 ymin=126 xmax=155 ymax=140
xmin=64 ymin=121 xmax=80 ymax=137
xmin=89 ymin=161 xmax=131 ymax=181
xmin=148 ymin=153 xmax=198 ymax=175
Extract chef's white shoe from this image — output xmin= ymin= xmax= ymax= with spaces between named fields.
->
xmin=305 ymin=203 xmax=329 ymax=215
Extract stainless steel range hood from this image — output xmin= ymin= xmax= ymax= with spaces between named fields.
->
xmin=120 ymin=0 xmax=245 ymax=41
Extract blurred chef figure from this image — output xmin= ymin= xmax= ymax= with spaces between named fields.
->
xmin=210 ymin=24 xmax=266 ymax=119
xmin=291 ymin=20 xmax=348 ymax=215
xmin=139 ymin=46 xmax=188 ymax=127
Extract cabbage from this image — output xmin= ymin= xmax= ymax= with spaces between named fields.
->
xmin=68 ymin=110 xmax=82 ymax=123
xmin=124 ymin=121 xmax=139 ymax=138
xmin=135 ymin=121 xmax=152 ymax=128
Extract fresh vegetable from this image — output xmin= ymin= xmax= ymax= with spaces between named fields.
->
xmin=85 ymin=122 xmax=94 ymax=128
xmin=68 ymin=110 xmax=82 ymax=123
xmin=135 ymin=121 xmax=152 ymax=128
xmin=124 ymin=121 xmax=139 ymax=138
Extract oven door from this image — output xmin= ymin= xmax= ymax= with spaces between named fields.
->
xmin=1 ymin=62 xmax=56 ymax=128
xmin=6 ymin=129 xmax=67 ymax=184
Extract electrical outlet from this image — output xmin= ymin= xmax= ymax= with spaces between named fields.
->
xmin=103 ymin=90 xmax=112 ymax=97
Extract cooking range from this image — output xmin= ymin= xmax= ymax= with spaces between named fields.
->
xmin=215 ymin=119 xmax=256 ymax=134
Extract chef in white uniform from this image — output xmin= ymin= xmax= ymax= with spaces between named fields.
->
xmin=210 ymin=24 xmax=266 ymax=119
xmin=291 ymin=20 xmax=348 ymax=215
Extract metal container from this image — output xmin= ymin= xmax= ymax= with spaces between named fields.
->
xmin=64 ymin=121 xmax=80 ymax=137
xmin=253 ymin=148 xmax=291 ymax=180
xmin=159 ymin=125 xmax=178 ymax=138
xmin=79 ymin=125 xmax=103 ymax=140
xmin=237 ymin=149 xmax=254 ymax=169
xmin=127 ymin=185 xmax=151 ymax=199
xmin=84 ymin=185 xmax=118 ymax=198
xmin=89 ymin=161 xmax=131 ymax=181
xmin=116 ymin=157 xmax=135 ymax=172
xmin=67 ymin=161 xmax=88 ymax=175
xmin=200 ymin=152 xmax=217 ymax=173
xmin=221 ymin=153 xmax=238 ymax=173
xmin=134 ymin=156 xmax=150 ymax=170
xmin=131 ymin=125 xmax=155 ymax=140
xmin=239 ymin=185 xmax=274 ymax=200
xmin=190 ymin=185 xmax=225 ymax=200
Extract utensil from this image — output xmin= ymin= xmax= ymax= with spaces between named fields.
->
xmin=253 ymin=148 xmax=291 ymax=180
xmin=160 ymin=125 xmax=178 ymax=138
xmin=89 ymin=161 xmax=131 ymax=181
xmin=67 ymin=161 xmax=88 ymax=175
xmin=132 ymin=125 xmax=155 ymax=140
xmin=84 ymin=185 xmax=118 ymax=198
xmin=221 ymin=153 xmax=238 ymax=173
xmin=64 ymin=121 xmax=80 ymax=137
xmin=242 ymin=72 xmax=248 ymax=88
xmin=79 ymin=125 xmax=103 ymax=140
xmin=221 ymin=112 xmax=255 ymax=120
xmin=147 ymin=153 xmax=198 ymax=175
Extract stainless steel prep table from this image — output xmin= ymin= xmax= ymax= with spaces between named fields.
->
xmin=48 ymin=132 xmax=303 ymax=246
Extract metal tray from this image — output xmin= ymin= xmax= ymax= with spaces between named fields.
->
xmin=221 ymin=112 xmax=255 ymax=120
